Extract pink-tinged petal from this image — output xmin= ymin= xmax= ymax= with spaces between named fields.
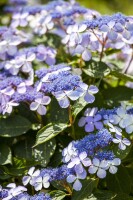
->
xmin=97 ymin=168 xmax=106 ymax=178
xmin=109 ymin=166 xmax=118 ymax=174
xmin=82 ymin=49 xmax=91 ymax=61
xmin=67 ymin=175 xmax=76 ymax=183
xmin=85 ymin=123 xmax=94 ymax=132
xmin=78 ymin=117 xmax=86 ymax=127
xmin=37 ymin=105 xmax=47 ymax=115
xmin=30 ymin=102 xmax=39 ymax=111
xmin=89 ymin=166 xmax=98 ymax=174
xmin=73 ymin=179 xmax=82 ymax=191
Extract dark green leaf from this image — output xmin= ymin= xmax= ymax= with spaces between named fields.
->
xmin=106 ymin=166 xmax=132 ymax=194
xmin=49 ymin=98 xmax=69 ymax=123
xmin=83 ymin=61 xmax=110 ymax=78
xmin=34 ymin=123 xmax=68 ymax=146
xmin=0 ymin=115 xmax=32 ymax=137
xmin=86 ymin=190 xmax=133 ymax=200
xmin=0 ymin=144 xmax=12 ymax=165
xmin=113 ymin=145 xmax=131 ymax=160
xmin=33 ymin=138 xmax=56 ymax=167
xmin=72 ymin=178 xmax=97 ymax=200
xmin=102 ymin=86 xmax=133 ymax=102
xmin=14 ymin=137 xmax=56 ymax=167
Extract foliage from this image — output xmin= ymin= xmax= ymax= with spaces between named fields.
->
xmin=0 ymin=0 xmax=133 ymax=199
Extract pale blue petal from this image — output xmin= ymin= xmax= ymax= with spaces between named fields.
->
xmin=73 ymin=179 xmax=82 ymax=191
xmin=97 ymin=168 xmax=106 ymax=178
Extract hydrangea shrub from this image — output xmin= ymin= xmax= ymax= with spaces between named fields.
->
xmin=0 ymin=0 xmax=133 ymax=199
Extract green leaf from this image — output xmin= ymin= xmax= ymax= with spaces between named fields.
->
xmin=72 ymin=178 xmax=97 ymax=200
xmin=50 ymin=190 xmax=68 ymax=200
xmin=33 ymin=138 xmax=56 ymax=167
xmin=106 ymin=166 xmax=132 ymax=194
xmin=113 ymin=145 xmax=131 ymax=160
xmin=86 ymin=190 xmax=133 ymax=200
xmin=49 ymin=98 xmax=69 ymax=123
xmin=72 ymin=96 xmax=88 ymax=119
xmin=14 ymin=137 xmax=56 ymax=167
xmin=0 ymin=115 xmax=32 ymax=137
xmin=102 ymin=86 xmax=133 ymax=103
xmin=83 ymin=61 xmax=110 ymax=78
xmin=0 ymin=144 xmax=12 ymax=165
xmin=110 ymin=71 xmax=133 ymax=82
xmin=34 ymin=123 xmax=68 ymax=146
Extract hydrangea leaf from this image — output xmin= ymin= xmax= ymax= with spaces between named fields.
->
xmin=50 ymin=190 xmax=67 ymax=200
xmin=83 ymin=60 xmax=110 ymax=78
xmin=0 ymin=115 xmax=32 ymax=137
xmin=72 ymin=178 xmax=98 ymax=200
xmin=34 ymin=123 xmax=68 ymax=146
xmin=0 ymin=144 xmax=12 ymax=165
xmin=106 ymin=166 xmax=132 ymax=194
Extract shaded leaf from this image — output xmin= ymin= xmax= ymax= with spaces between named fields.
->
xmin=0 ymin=115 xmax=32 ymax=137
xmin=35 ymin=123 xmax=68 ymax=146
xmin=106 ymin=165 xmax=132 ymax=194
xmin=72 ymin=178 xmax=97 ymax=200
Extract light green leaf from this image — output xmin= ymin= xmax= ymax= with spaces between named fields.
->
xmin=50 ymin=190 xmax=68 ymax=200
xmin=0 ymin=144 xmax=12 ymax=165
xmin=83 ymin=61 xmax=110 ymax=78
xmin=110 ymin=71 xmax=133 ymax=82
xmin=0 ymin=115 xmax=32 ymax=137
xmin=72 ymin=96 xmax=88 ymax=119
xmin=34 ymin=123 xmax=68 ymax=146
